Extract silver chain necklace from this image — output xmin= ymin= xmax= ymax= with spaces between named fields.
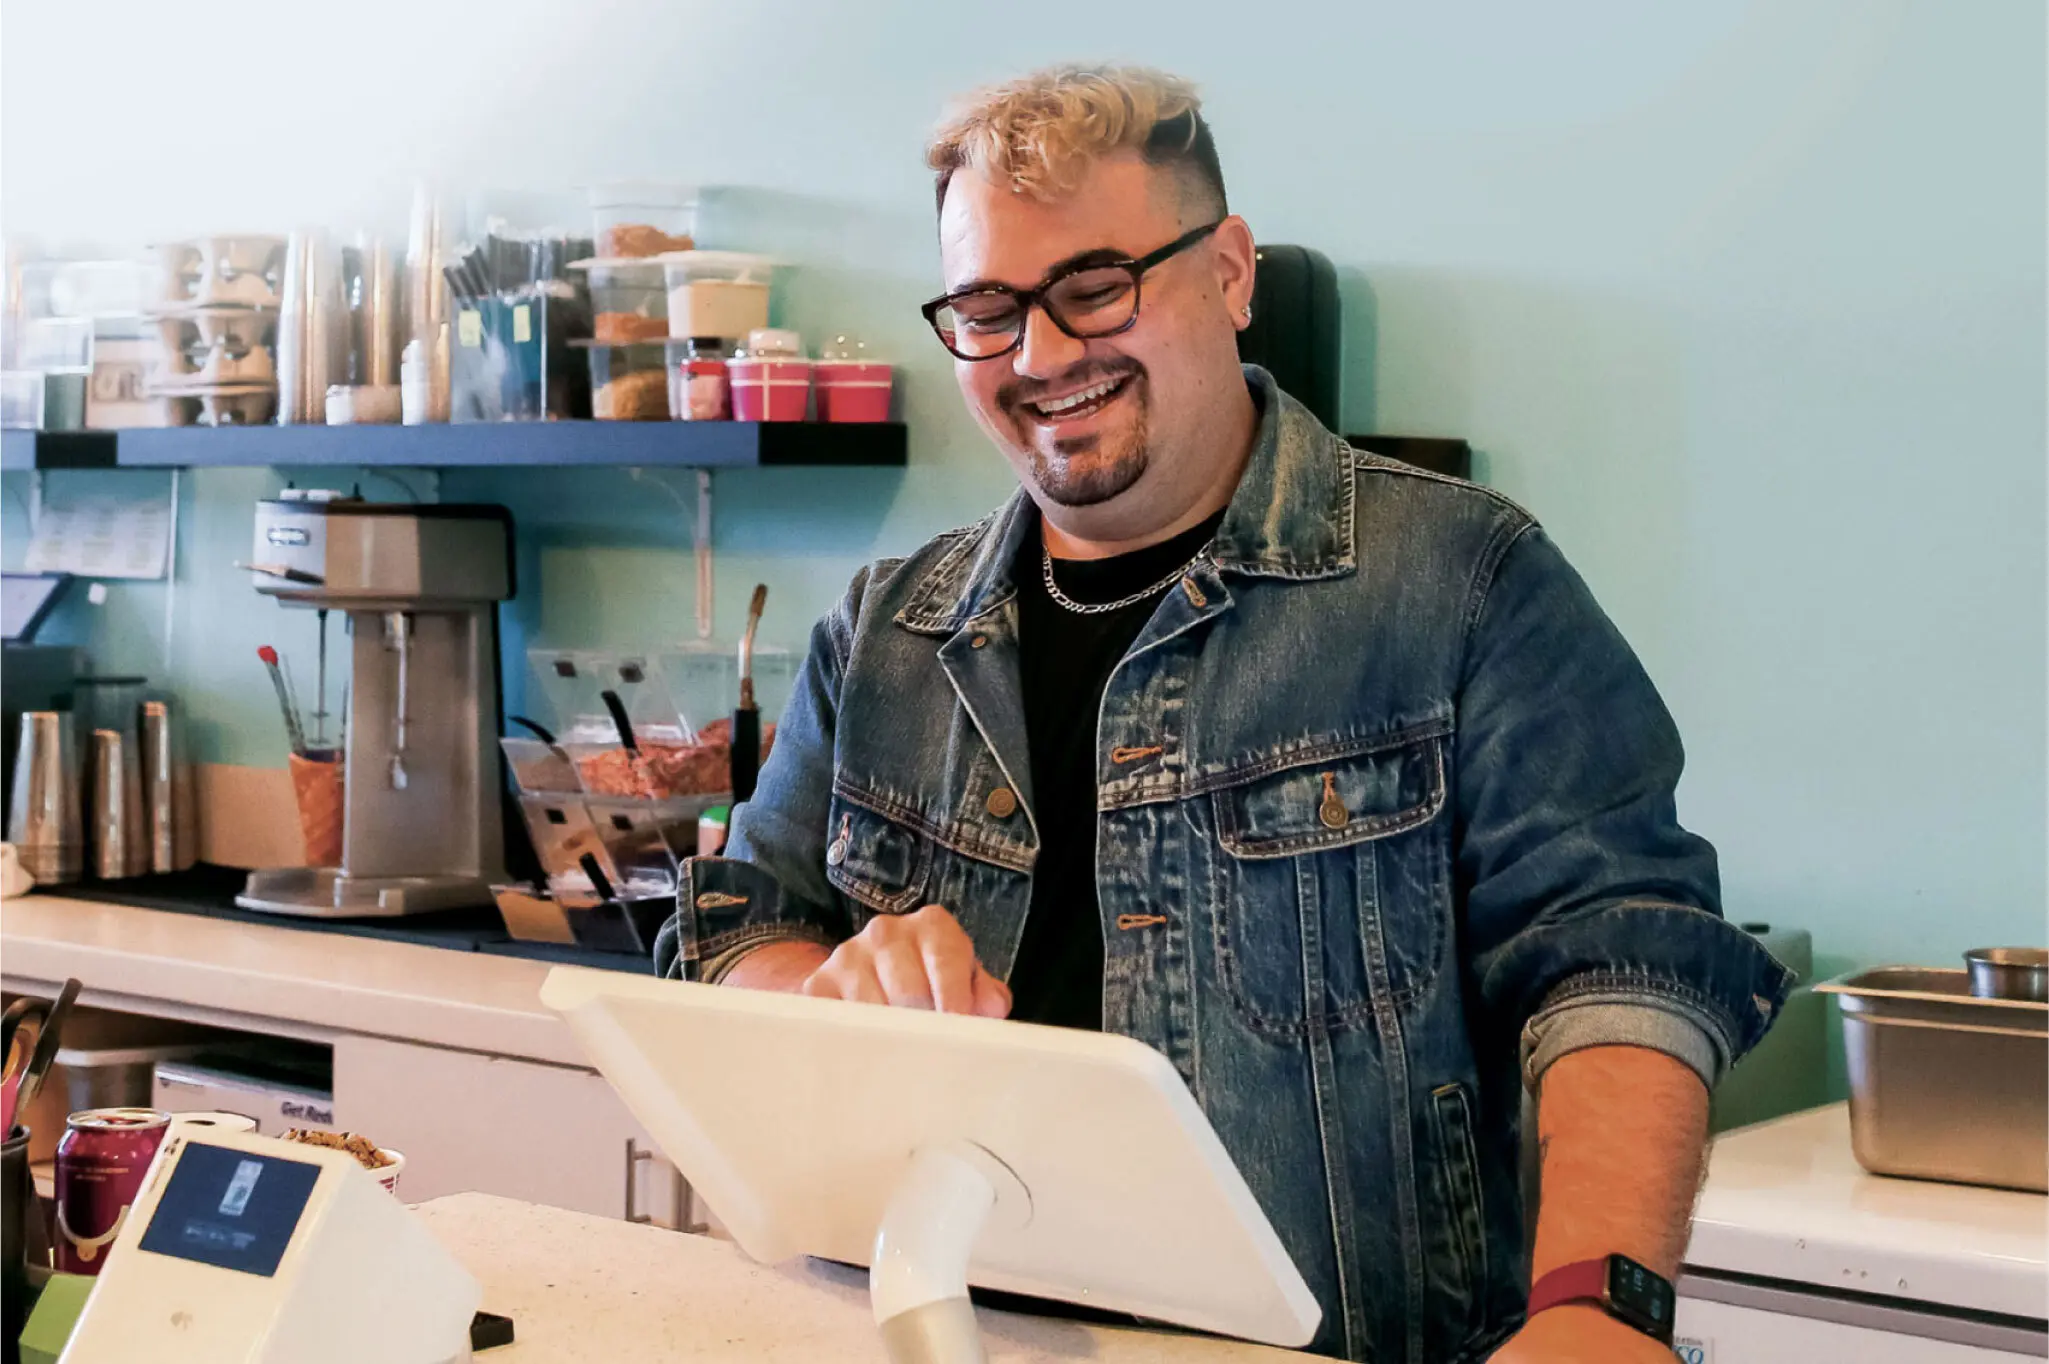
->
xmin=1039 ymin=540 xmax=1210 ymax=615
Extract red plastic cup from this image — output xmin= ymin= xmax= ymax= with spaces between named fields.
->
xmin=815 ymin=361 xmax=893 ymax=422
xmin=727 ymin=356 xmax=811 ymax=422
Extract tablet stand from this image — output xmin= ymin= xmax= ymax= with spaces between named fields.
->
xmin=871 ymin=1141 xmax=1033 ymax=1364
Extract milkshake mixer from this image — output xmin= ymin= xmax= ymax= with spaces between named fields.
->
xmin=237 ymin=494 xmax=513 ymax=916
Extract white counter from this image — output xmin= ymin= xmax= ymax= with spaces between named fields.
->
xmin=1687 ymin=1104 xmax=2048 ymax=1320
xmin=0 ymin=891 xmax=582 ymax=1066
xmin=416 ymin=1192 xmax=1312 ymax=1362
xmin=1 ymin=890 xmax=701 ymax=1226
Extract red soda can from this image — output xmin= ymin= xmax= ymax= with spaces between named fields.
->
xmin=55 ymin=1107 xmax=171 ymax=1274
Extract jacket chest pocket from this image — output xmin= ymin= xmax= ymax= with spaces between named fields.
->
xmin=1204 ymin=727 xmax=1449 ymax=1034
xmin=823 ymin=787 xmax=1034 ymax=968
xmin=825 ymin=795 xmax=931 ymax=916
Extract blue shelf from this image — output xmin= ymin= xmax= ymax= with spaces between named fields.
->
xmin=3 ymin=421 xmax=905 ymax=471
xmin=2 ymin=429 xmax=119 ymax=471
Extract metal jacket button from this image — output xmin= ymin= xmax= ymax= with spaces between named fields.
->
xmin=1318 ymin=772 xmax=1349 ymax=830
xmin=985 ymin=787 xmax=1018 ymax=819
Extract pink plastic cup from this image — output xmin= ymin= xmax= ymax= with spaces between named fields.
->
xmin=727 ymin=357 xmax=811 ymax=422
xmin=815 ymin=361 xmax=893 ymax=422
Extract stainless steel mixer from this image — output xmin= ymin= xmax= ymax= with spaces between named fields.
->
xmin=237 ymin=493 xmax=513 ymax=916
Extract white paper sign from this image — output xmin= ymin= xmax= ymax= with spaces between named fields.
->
xmin=23 ymin=497 xmax=171 ymax=579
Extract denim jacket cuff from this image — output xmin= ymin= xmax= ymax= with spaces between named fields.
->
xmin=1483 ymin=899 xmax=1794 ymax=1068
xmin=1521 ymin=994 xmax=1722 ymax=1095
xmin=700 ymin=925 xmax=839 ymax=984
xmin=654 ymin=856 xmax=833 ymax=980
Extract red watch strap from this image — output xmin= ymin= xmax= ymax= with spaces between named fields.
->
xmin=1526 ymin=1257 xmax=1610 ymax=1318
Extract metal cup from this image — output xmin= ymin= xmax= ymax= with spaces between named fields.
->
xmin=1965 ymin=948 xmax=2049 ymax=1003
xmin=5 ymin=711 xmax=81 ymax=885
xmin=76 ymin=679 xmax=148 ymax=877
xmin=140 ymin=699 xmax=180 ymax=874
xmin=89 ymin=729 xmax=133 ymax=880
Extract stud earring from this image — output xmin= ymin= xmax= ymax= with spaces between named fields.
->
xmin=1240 ymin=304 xmax=1253 ymax=322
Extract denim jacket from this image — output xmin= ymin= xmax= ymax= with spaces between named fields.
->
xmin=656 ymin=369 xmax=1792 ymax=1362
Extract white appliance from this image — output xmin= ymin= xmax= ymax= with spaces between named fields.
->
xmin=153 ymin=1055 xmax=339 ymax=1133
xmin=59 ymin=1126 xmax=479 ymax=1364
xmin=540 ymin=965 xmax=1322 ymax=1360
xmin=1677 ymin=1104 xmax=2048 ymax=1362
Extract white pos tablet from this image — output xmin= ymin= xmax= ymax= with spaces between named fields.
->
xmin=59 ymin=1128 xmax=479 ymax=1364
xmin=541 ymin=966 xmax=1320 ymax=1362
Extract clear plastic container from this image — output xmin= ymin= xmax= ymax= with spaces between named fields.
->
xmin=574 ymin=341 xmax=670 ymax=420
xmin=17 ymin=316 xmax=93 ymax=373
xmin=585 ymin=796 xmax=701 ymax=898
xmin=659 ymin=252 xmax=775 ymax=341
xmin=668 ymin=337 xmax=732 ymax=420
xmin=567 ymin=737 xmax=735 ymax=800
xmin=660 ymin=642 xmax=799 ymax=735
xmin=529 ymin=649 xmax=688 ymax=745
xmin=516 ymin=793 xmax=614 ymax=901
xmin=448 ymin=287 xmax=592 ymax=422
xmin=0 ymin=371 xmax=44 ymax=428
xmin=590 ymin=183 xmax=698 ymax=260
xmin=500 ymin=737 xmax=580 ymax=794
xmin=572 ymin=258 xmax=668 ymax=344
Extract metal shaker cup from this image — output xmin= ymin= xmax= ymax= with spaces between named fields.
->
xmin=5 ymin=711 xmax=81 ymax=885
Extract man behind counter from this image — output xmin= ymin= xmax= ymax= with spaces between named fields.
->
xmin=656 ymin=65 xmax=1790 ymax=1363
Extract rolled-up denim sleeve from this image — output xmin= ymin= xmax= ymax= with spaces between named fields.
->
xmin=1456 ymin=524 xmax=1793 ymax=1075
xmin=651 ymin=569 xmax=873 ymax=981
xmin=1522 ymin=998 xmax=1723 ymax=1093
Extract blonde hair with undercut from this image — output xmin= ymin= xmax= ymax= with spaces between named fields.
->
xmin=926 ymin=65 xmax=1228 ymax=215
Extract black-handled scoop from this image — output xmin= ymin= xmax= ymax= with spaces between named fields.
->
xmin=731 ymin=584 xmax=768 ymax=803
xmin=600 ymin=690 xmax=638 ymax=754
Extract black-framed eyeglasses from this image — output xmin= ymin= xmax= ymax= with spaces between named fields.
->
xmin=921 ymin=220 xmax=1223 ymax=362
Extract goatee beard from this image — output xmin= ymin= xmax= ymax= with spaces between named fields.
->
xmin=1030 ymin=437 xmax=1149 ymax=507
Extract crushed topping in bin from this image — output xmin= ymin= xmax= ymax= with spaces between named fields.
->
xmin=282 ymin=1128 xmax=394 ymax=1171
xmin=575 ymin=718 xmax=778 ymax=798
xmin=594 ymin=312 xmax=669 ymax=344
xmin=602 ymin=224 xmax=696 ymax=259
xmin=594 ymin=369 xmax=670 ymax=421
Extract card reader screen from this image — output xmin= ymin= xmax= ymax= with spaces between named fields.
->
xmin=137 ymin=1143 xmax=320 ymax=1278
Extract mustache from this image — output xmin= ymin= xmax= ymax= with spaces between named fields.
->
xmin=997 ymin=358 xmax=1144 ymax=411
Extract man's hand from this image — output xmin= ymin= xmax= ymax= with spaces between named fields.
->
xmin=1490 ymin=1303 xmax=1674 ymax=1362
xmin=723 ymin=906 xmax=1012 ymax=1018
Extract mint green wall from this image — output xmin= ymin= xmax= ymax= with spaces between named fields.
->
xmin=3 ymin=2 xmax=2042 ymax=995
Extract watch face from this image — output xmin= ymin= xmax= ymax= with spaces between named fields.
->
xmin=1606 ymin=1254 xmax=1675 ymax=1343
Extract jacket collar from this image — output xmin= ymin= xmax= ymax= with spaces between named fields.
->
xmin=896 ymin=366 xmax=1356 ymax=635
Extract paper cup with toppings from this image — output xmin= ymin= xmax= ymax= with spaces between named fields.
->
xmin=282 ymin=1128 xmax=405 ymax=1196
xmin=373 ymin=1147 xmax=406 ymax=1196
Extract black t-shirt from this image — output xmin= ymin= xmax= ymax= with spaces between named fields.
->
xmin=1008 ymin=509 xmax=1228 ymax=1029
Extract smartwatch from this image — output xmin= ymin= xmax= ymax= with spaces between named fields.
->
xmin=1525 ymin=1253 xmax=1676 ymax=1345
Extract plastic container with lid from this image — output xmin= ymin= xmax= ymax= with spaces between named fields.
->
xmin=659 ymin=641 xmax=798 ymax=734
xmin=668 ymin=337 xmax=731 ymax=421
xmin=589 ymin=183 xmax=698 ymax=259
xmin=815 ymin=333 xmax=893 ymax=423
xmin=572 ymin=258 xmax=668 ymax=344
xmin=727 ymin=328 xmax=809 ymax=422
xmin=529 ymin=649 xmax=690 ymax=745
xmin=659 ymin=251 xmax=774 ymax=342
xmin=516 ymin=793 xmax=613 ymax=900
xmin=573 ymin=340 xmax=670 ymax=420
